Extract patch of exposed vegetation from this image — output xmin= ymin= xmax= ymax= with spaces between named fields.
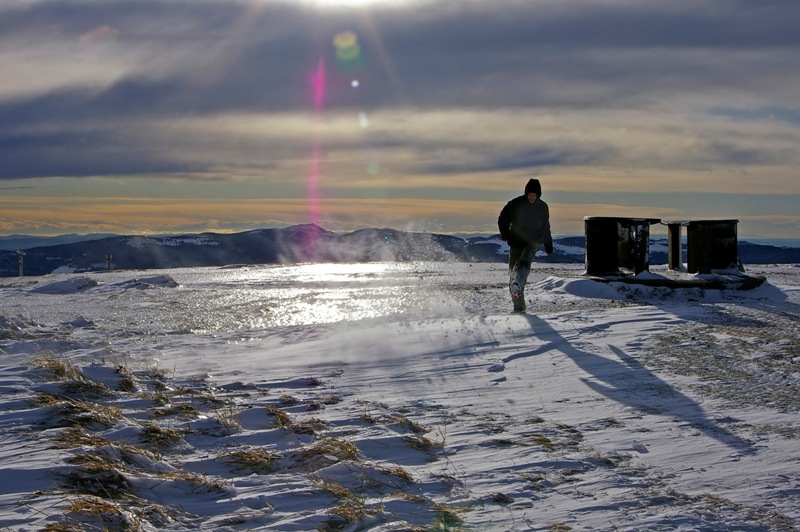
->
xmin=139 ymin=424 xmax=185 ymax=450
xmin=30 ymin=354 xmax=83 ymax=382
xmin=645 ymin=308 xmax=800 ymax=414
xmin=32 ymin=393 xmax=122 ymax=429
xmin=15 ymin=356 xmax=466 ymax=530
xmin=221 ymin=448 xmax=282 ymax=474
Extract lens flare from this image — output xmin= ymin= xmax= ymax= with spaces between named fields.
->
xmin=333 ymin=31 xmax=358 ymax=49
xmin=311 ymin=57 xmax=326 ymax=115
xmin=308 ymin=58 xmax=326 ymax=229
xmin=333 ymin=31 xmax=363 ymax=68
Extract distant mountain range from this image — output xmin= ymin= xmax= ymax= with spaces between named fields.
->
xmin=1 ymin=224 xmax=798 ymax=277
xmin=0 ymin=233 xmax=118 ymax=251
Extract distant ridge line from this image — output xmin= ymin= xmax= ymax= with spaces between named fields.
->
xmin=1 ymin=224 xmax=799 ymax=277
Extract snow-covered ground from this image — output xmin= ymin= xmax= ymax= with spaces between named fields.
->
xmin=1 ymin=262 xmax=799 ymax=531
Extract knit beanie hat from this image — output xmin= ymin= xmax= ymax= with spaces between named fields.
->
xmin=524 ymin=178 xmax=542 ymax=197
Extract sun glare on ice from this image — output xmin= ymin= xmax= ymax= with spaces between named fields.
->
xmin=188 ymin=262 xmax=420 ymax=331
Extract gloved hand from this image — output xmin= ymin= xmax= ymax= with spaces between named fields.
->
xmin=545 ymin=242 xmax=553 ymax=255
xmin=500 ymin=233 xmax=508 ymax=242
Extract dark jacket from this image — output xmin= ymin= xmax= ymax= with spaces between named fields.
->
xmin=498 ymin=196 xmax=553 ymax=253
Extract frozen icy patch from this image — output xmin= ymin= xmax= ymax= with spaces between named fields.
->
xmin=0 ymin=315 xmax=34 ymax=330
xmin=61 ymin=317 xmax=95 ymax=328
xmin=114 ymin=275 xmax=179 ymax=289
xmin=32 ymin=276 xmax=99 ymax=294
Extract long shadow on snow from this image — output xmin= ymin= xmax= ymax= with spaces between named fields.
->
xmin=504 ymin=313 xmax=755 ymax=453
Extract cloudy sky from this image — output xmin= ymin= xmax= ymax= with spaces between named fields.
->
xmin=1 ymin=0 xmax=799 ymax=238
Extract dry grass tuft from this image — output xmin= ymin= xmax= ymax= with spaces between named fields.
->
xmin=41 ymin=523 xmax=86 ymax=531
xmin=319 ymin=480 xmax=353 ymax=499
xmin=30 ymin=392 xmax=65 ymax=407
xmin=68 ymin=451 xmax=114 ymax=472
xmin=523 ymin=473 xmax=549 ymax=490
xmin=139 ymin=424 xmax=185 ymax=450
xmin=221 ymin=448 xmax=282 ymax=474
xmin=432 ymin=503 xmax=466 ymax=528
xmin=53 ymin=427 xmax=110 ymax=449
xmin=391 ymin=415 xmax=428 ymax=434
xmin=325 ymin=497 xmax=370 ymax=531
xmin=403 ymin=434 xmax=441 ymax=453
xmin=171 ymin=386 xmax=205 ymax=397
xmin=158 ymin=470 xmax=228 ymax=494
xmin=64 ymin=495 xmax=178 ymax=530
xmin=60 ymin=380 xmax=112 ymax=399
xmin=62 ymin=466 xmax=132 ymax=500
xmin=526 ymin=433 xmax=557 ymax=451
xmin=359 ymin=407 xmax=380 ymax=424
xmin=381 ymin=466 xmax=414 ymax=483
xmin=116 ymin=365 xmax=137 ymax=392
xmin=65 ymin=495 xmax=128 ymax=519
xmin=390 ymin=492 xmax=427 ymax=502
xmin=32 ymin=393 xmax=122 ymax=429
xmin=213 ymin=402 xmax=243 ymax=433
xmin=321 ymin=395 xmax=342 ymax=405
xmin=590 ymin=452 xmax=618 ymax=468
xmin=151 ymin=403 xmax=200 ymax=420
xmin=294 ymin=437 xmax=360 ymax=470
xmin=291 ymin=417 xmax=326 ymax=436
xmin=30 ymin=354 xmax=82 ymax=382
xmin=307 ymin=438 xmax=359 ymax=461
xmin=279 ymin=394 xmax=299 ymax=406
xmin=265 ymin=405 xmax=293 ymax=428
xmin=140 ymin=389 xmax=171 ymax=407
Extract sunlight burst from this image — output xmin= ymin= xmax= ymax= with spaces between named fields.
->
xmin=305 ymin=0 xmax=414 ymax=8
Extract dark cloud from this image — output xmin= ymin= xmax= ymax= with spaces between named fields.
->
xmin=0 ymin=1 xmax=239 ymax=41
xmin=1 ymin=0 xmax=799 ymax=180
xmin=708 ymin=106 xmax=800 ymax=125
xmin=416 ymin=145 xmax=612 ymax=175
xmin=0 ymin=129 xmax=203 ymax=179
xmin=10 ymin=4 xmax=800 ymax=100
xmin=707 ymin=142 xmax=771 ymax=166
xmin=4 ymin=0 xmax=798 ymax=112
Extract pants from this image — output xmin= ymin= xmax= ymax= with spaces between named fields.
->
xmin=509 ymin=242 xmax=539 ymax=294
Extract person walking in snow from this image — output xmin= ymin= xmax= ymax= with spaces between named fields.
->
xmin=498 ymin=178 xmax=553 ymax=312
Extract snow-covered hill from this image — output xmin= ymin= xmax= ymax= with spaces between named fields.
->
xmin=1 ymin=262 xmax=799 ymax=530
